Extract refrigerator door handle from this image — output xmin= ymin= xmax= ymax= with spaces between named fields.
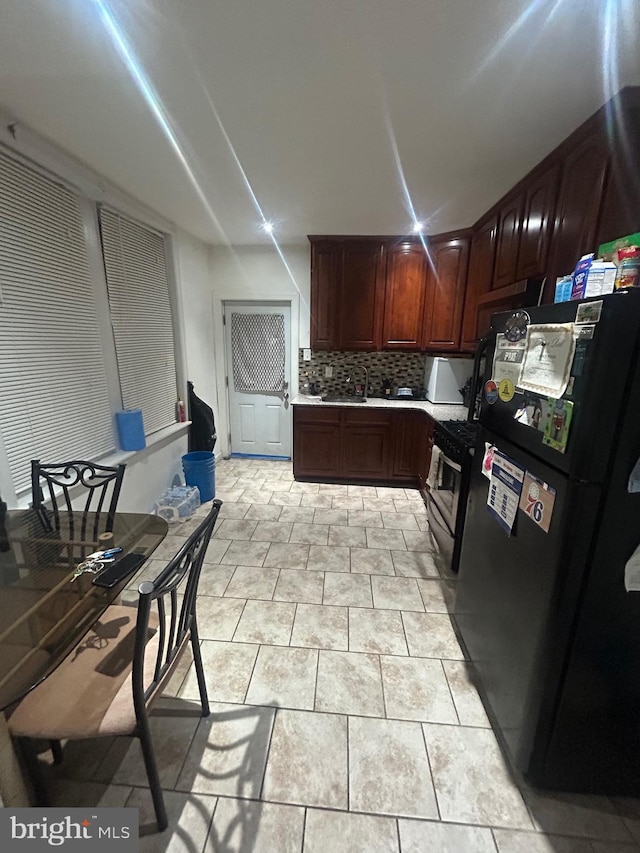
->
xmin=468 ymin=331 xmax=495 ymax=422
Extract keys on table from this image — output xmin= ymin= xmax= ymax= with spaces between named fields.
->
xmin=70 ymin=547 xmax=123 ymax=582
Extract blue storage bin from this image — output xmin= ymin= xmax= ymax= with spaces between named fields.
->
xmin=182 ymin=451 xmax=215 ymax=502
xmin=116 ymin=409 xmax=146 ymax=451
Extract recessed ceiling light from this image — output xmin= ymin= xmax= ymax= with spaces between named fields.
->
xmin=412 ymin=221 xmax=424 ymax=234
xmin=261 ymin=221 xmax=274 ymax=234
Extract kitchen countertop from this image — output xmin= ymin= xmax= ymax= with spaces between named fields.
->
xmin=292 ymin=395 xmax=467 ymax=421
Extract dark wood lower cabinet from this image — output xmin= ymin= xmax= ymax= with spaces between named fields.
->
xmin=294 ymin=405 xmax=434 ymax=486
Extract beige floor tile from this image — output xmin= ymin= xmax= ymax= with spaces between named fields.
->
xmin=398 ymin=818 xmax=496 ymax=853
xmin=179 ymin=640 xmax=258 ymax=704
xmin=273 ymin=569 xmax=324 ymax=604
xmin=332 ymin=495 xmax=365 ymax=510
xmin=523 ymin=788 xmax=634 ymax=842
xmin=371 ymin=576 xmax=424 ymax=611
xmin=416 ymin=578 xmax=456 ymax=613
xmin=235 ymin=477 xmax=266 ymax=490
xmin=416 ymin=515 xmax=430 ymax=532
xmin=245 ymin=645 xmax=318 ymax=710
xmin=224 ymin=566 xmax=280 ymax=600
xmin=313 ymin=508 xmax=348 ymax=526
xmin=300 ymin=493 xmax=334 ymax=508
xmin=315 ymin=650 xmax=384 ymax=717
xmin=278 ymin=506 xmax=316 ymax=523
xmin=198 ymin=565 xmax=235 ymax=596
xmin=243 ymin=503 xmax=284 ymax=520
xmin=232 ymin=600 xmax=296 ymax=645
xmin=130 ymin=788 xmax=217 ymax=847
xmin=215 ymin=488 xmax=245 ymax=503
xmin=263 ymin=542 xmax=310 ymax=570
xmin=402 ymin=612 xmax=464 ymax=659
xmin=162 ymin=645 xmax=194 ymax=698
xmin=319 ymin=483 xmax=348 ymax=494
xmin=366 ymin=528 xmax=407 ymax=551
xmin=381 ymin=512 xmax=420 ymax=531
xmin=442 ymin=660 xmax=490 ymax=727
xmin=363 ymin=498 xmax=398 ymax=512
xmin=349 ymin=608 xmax=408 ymax=655
xmin=391 ymin=549 xmax=440 ymax=578
xmin=175 ymin=702 xmax=275 ymax=797
xmin=97 ymin=704 xmax=200 ymax=789
xmin=203 ymin=538 xmax=232 ymax=564
xmin=289 ymin=522 xmax=329 ymax=545
xmin=150 ymin=535 xmax=188 ymax=561
xmin=400 ymin=500 xmax=428 ymax=516
xmin=220 ymin=540 xmax=270 ymax=567
xmin=307 ymin=544 xmax=350 ymax=572
xmin=328 ymin=526 xmax=367 ymax=548
xmin=422 ymin=722 xmax=533 ymax=828
xmin=350 ymin=547 xmax=395 ymax=575
xmin=216 ymin=502 xmax=248 ymax=520
xmin=349 ymin=716 xmax=438 ymax=818
xmin=270 ymin=492 xmax=303 ymax=507
xmin=323 ymin=572 xmax=372 ymax=607
xmin=290 ymin=603 xmax=349 ymax=650
xmin=348 ymin=484 xmax=379 ymax=496
xmin=304 ymin=808 xmax=399 ymax=853
xmin=213 ymin=519 xmax=258 ymax=540
xmin=381 ymin=656 xmax=458 ymax=723
xmin=403 ymin=530 xmax=434 ymax=551
xmin=48 ymin=778 xmax=132 ymax=808
xmin=348 ymin=510 xmax=383 ymax=528
xmin=239 ymin=489 xmax=274 ymax=505
xmin=262 ymin=709 xmax=348 ymax=809
xmin=492 ymin=829 xmax=594 ymax=853
xmin=206 ymin=799 xmax=304 ymax=853
xmin=377 ymin=487 xmax=405 ymax=499
xmin=197 ymin=596 xmax=246 ymax=640
xmin=269 ymin=480 xmax=296 ymax=493
xmin=250 ymin=520 xmax=293 ymax=542
xmin=290 ymin=481 xmax=320 ymax=493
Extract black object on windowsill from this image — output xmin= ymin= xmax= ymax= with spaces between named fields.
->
xmin=0 ymin=496 xmax=10 ymax=553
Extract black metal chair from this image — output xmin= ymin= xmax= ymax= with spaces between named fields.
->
xmin=9 ymin=499 xmax=222 ymax=832
xmin=31 ymin=460 xmax=126 ymax=543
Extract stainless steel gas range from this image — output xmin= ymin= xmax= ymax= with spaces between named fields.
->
xmin=426 ymin=419 xmax=479 ymax=574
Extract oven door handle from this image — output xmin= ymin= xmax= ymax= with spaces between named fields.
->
xmin=438 ymin=452 xmax=462 ymax=474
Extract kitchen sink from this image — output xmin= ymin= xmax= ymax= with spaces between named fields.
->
xmin=321 ymin=395 xmax=367 ymax=403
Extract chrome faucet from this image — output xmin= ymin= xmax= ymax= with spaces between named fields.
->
xmin=346 ymin=364 xmax=369 ymax=398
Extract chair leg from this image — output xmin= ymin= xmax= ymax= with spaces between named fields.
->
xmin=137 ymin=716 xmax=168 ymax=832
xmin=16 ymin=737 xmax=49 ymax=806
xmin=50 ymin=739 xmax=64 ymax=765
xmin=190 ymin=622 xmax=210 ymax=717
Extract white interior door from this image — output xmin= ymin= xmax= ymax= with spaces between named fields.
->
xmin=224 ymin=301 xmax=291 ymax=458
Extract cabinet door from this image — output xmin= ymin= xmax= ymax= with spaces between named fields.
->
xmin=293 ymin=408 xmax=341 ymax=479
xmin=382 ymin=241 xmax=428 ymax=350
xmin=339 ymin=241 xmax=386 ymax=350
xmin=391 ymin=411 xmax=422 ymax=481
xmin=516 ymin=164 xmax=559 ymax=280
xmin=423 ymin=236 xmax=469 ymax=351
xmin=341 ymin=409 xmax=391 ymax=479
xmin=493 ymin=194 xmax=523 ymax=289
xmin=543 ymin=133 xmax=609 ymax=302
xmin=310 ymin=242 xmax=340 ymax=350
xmin=459 ymin=215 xmax=497 ymax=351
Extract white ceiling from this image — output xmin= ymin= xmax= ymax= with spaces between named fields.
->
xmin=1 ymin=0 xmax=639 ymax=246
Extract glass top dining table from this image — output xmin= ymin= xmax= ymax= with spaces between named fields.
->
xmin=0 ymin=509 xmax=168 ymax=712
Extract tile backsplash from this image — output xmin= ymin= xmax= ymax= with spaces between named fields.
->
xmin=298 ymin=350 xmax=426 ymax=397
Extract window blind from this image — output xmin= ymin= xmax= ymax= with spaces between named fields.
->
xmin=0 ymin=149 xmax=114 ymax=495
xmin=98 ymin=208 xmax=177 ymax=436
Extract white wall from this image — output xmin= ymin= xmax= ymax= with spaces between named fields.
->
xmin=208 ymin=243 xmax=310 ymax=456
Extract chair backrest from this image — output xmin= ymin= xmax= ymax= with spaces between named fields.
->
xmin=31 ymin=460 xmax=126 ymax=541
xmin=132 ymin=500 xmax=222 ymax=712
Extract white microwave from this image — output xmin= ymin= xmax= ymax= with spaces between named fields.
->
xmin=424 ymin=357 xmax=473 ymax=404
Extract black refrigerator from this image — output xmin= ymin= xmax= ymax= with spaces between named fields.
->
xmin=455 ymin=288 xmax=640 ymax=795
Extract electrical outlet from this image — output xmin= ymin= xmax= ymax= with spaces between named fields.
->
xmin=303 ymin=348 xmax=311 ymax=361
xmin=325 ymin=365 xmax=333 ymax=378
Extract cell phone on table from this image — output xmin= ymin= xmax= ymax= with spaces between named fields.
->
xmin=92 ymin=552 xmax=147 ymax=588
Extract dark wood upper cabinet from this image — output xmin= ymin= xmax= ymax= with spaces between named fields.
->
xmin=382 ymin=240 xmax=428 ymax=349
xmin=310 ymin=241 xmax=339 ymax=350
xmin=423 ymin=235 xmax=469 ymax=351
xmin=339 ymin=241 xmax=386 ymax=350
xmin=493 ymin=194 xmax=524 ymax=289
xmin=460 ymin=215 xmax=497 ymax=351
xmin=543 ymin=133 xmax=609 ymax=303
xmin=516 ymin=164 xmax=559 ymax=280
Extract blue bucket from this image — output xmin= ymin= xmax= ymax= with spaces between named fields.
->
xmin=182 ymin=451 xmax=216 ymax=502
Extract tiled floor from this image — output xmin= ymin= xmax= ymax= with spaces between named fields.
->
xmin=39 ymin=458 xmax=640 ymax=852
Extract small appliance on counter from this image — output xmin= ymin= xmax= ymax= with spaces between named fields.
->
xmin=424 ymin=357 xmax=473 ymax=404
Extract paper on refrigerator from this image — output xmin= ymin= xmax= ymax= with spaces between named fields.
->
xmin=517 ymin=324 xmax=576 ymax=398
xmin=492 ymin=334 xmax=526 ymax=386
xmin=486 ymin=450 xmax=525 ymax=536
